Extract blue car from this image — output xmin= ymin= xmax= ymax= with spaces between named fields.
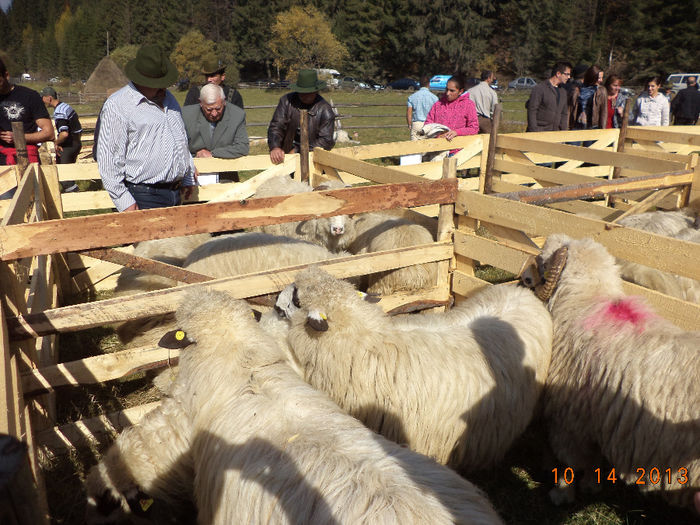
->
xmin=387 ymin=78 xmax=420 ymax=90
xmin=429 ymin=75 xmax=451 ymax=91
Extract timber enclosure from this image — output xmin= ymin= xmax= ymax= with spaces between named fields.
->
xmin=1 ymin=120 xmax=699 ymax=523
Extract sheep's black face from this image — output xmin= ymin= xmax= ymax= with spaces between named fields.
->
xmin=158 ymin=330 xmax=195 ymax=349
xmin=275 ymin=284 xmax=300 ymax=320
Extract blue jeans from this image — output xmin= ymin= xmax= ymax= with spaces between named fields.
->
xmin=126 ymin=183 xmax=181 ymax=210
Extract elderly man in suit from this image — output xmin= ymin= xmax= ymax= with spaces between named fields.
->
xmin=182 ymin=83 xmax=249 ymax=183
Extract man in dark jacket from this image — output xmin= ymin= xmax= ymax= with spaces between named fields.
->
xmin=184 ymin=57 xmax=244 ymax=110
xmin=671 ymin=76 xmax=700 ymax=125
xmin=526 ymin=61 xmax=572 ymax=132
xmin=267 ymin=69 xmax=336 ymax=165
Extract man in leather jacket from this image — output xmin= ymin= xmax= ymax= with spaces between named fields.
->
xmin=267 ymin=69 xmax=336 ymax=164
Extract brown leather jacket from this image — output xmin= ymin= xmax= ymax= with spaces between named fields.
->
xmin=267 ymin=93 xmax=336 ymax=153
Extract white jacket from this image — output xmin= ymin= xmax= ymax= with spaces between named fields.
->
xmin=631 ymin=92 xmax=670 ymax=126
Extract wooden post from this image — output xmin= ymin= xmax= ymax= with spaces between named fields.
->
xmin=11 ymin=122 xmax=29 ymax=185
xmin=436 ymin=156 xmax=457 ymax=308
xmin=300 ymin=109 xmax=310 ymax=183
xmin=611 ymin=98 xmax=631 ymax=180
xmin=481 ymin=103 xmax=501 ymax=194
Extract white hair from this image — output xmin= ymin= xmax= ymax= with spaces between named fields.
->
xmin=199 ymin=83 xmax=225 ymax=104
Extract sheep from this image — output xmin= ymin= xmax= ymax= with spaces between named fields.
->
xmin=252 ymin=175 xmax=353 ymax=252
xmin=342 ymin=211 xmax=438 ymax=294
xmin=114 ymin=233 xmax=211 ymax=296
xmin=117 ymin=232 xmax=355 ymax=349
xmin=87 ymin=289 xmax=504 ymax=525
xmin=520 ymin=233 xmax=700 ymax=513
xmin=277 ymin=267 xmax=553 ymax=472
xmin=615 ymin=211 xmax=700 ymax=303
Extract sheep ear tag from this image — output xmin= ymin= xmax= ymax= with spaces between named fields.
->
xmin=252 ymin=309 xmax=262 ymax=322
xmin=306 ymin=310 xmax=329 ymax=332
xmin=359 ymin=291 xmax=381 ymax=304
xmin=158 ymin=330 xmax=194 ymax=349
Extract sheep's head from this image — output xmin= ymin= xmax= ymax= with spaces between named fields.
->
xmin=519 ymin=247 xmax=568 ymax=302
xmin=276 ymin=267 xmax=380 ymax=332
xmin=313 ymin=180 xmax=355 ymax=241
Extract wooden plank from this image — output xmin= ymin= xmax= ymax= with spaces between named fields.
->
xmin=610 ymin=188 xmax=677 ymax=223
xmin=22 ymin=345 xmax=180 ymax=395
xmin=451 ymin=270 xmax=491 ymax=297
xmin=313 ymin=149 xmax=424 ymax=183
xmin=494 ymin=158 xmax=595 ymax=186
xmin=497 ymin=135 xmax=686 ymax=173
xmin=6 ymin=242 xmax=454 ymax=339
xmin=456 ymin=191 xmax=700 ymax=280
xmin=436 ymin=158 xmax=457 ymax=301
xmin=493 ymin=170 xmax=694 ymax=205
xmin=36 ymin=401 xmax=160 ymax=452
xmin=333 ymin=135 xmax=484 ymax=160
xmin=454 ymin=230 xmax=537 ymax=275
xmin=626 ymin=127 xmax=700 ymax=147
xmin=0 ymin=166 xmax=17 ymax=195
xmin=2 ymin=164 xmax=35 ymax=227
xmin=0 ymin=180 xmax=457 ymax=261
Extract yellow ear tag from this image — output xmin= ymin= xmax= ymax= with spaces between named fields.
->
xmin=320 ymin=313 xmax=327 ymax=320
xmin=140 ymin=498 xmax=154 ymax=512
xmin=357 ymin=291 xmax=364 ymax=297
xmin=175 ymin=330 xmax=186 ymax=341
xmin=251 ymin=312 xmax=256 ymax=318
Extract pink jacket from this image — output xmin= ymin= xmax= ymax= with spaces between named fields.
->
xmin=424 ymin=93 xmax=479 ymax=135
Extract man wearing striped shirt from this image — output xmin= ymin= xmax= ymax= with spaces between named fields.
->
xmin=96 ymin=45 xmax=195 ymax=211
xmin=41 ymin=87 xmax=82 ymax=191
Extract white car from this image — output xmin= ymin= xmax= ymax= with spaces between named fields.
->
xmin=508 ymin=77 xmax=537 ymax=89
xmin=666 ymin=73 xmax=699 ymax=93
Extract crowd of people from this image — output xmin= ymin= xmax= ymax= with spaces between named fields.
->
xmin=1 ymin=46 xmax=698 ymax=212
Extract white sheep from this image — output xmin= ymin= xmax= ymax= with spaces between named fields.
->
xmin=521 ymin=234 xmax=700 ymax=513
xmin=343 ymin=211 xmax=438 ymax=294
xmin=278 ymin=267 xmax=552 ymax=472
xmin=616 ymin=211 xmax=700 ymax=303
xmin=114 ymin=233 xmax=211 ymax=296
xmin=117 ymin=232 xmax=354 ymax=348
xmin=87 ymin=289 xmax=504 ymax=524
xmin=252 ymin=175 xmax=353 ymax=252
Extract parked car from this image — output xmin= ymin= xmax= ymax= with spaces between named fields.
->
xmin=429 ymin=75 xmax=451 ymax=91
xmin=508 ymin=77 xmax=537 ymax=89
xmin=490 ymin=79 xmax=500 ymax=90
xmin=364 ymin=79 xmax=384 ymax=90
xmin=387 ymin=77 xmax=420 ymax=90
xmin=464 ymin=77 xmax=481 ymax=90
xmin=619 ymin=86 xmax=634 ymax=97
xmin=339 ymin=76 xmax=369 ymax=90
xmin=666 ymin=72 xmax=700 ymax=93
xmin=48 ymin=76 xmax=60 ymax=84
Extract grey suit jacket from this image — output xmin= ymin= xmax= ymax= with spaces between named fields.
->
xmin=182 ymin=103 xmax=249 ymax=159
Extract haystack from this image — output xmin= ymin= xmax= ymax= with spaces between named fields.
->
xmin=84 ymin=56 xmax=128 ymax=94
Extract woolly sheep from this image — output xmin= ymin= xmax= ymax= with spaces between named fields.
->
xmin=87 ymin=289 xmax=504 ymax=524
xmin=616 ymin=211 xmax=700 ymax=303
xmin=117 ymin=232 xmax=354 ymax=348
xmin=252 ymin=175 xmax=353 ymax=252
xmin=343 ymin=211 xmax=438 ymax=294
xmin=114 ymin=233 xmax=211 ymax=296
xmin=278 ymin=267 xmax=552 ymax=471
xmin=521 ymin=234 xmax=700 ymax=512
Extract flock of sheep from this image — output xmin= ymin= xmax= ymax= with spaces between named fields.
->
xmin=83 ymin=182 xmax=700 ymax=523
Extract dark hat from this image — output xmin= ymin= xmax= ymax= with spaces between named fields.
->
xmin=201 ymin=56 xmax=225 ymax=76
xmin=125 ymin=45 xmax=179 ymax=89
xmin=290 ymin=69 xmax=326 ymax=93
xmin=572 ymin=64 xmax=588 ymax=79
xmin=40 ymin=86 xmax=58 ymax=98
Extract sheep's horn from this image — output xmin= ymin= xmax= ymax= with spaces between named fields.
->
xmin=534 ymin=246 xmax=568 ymax=301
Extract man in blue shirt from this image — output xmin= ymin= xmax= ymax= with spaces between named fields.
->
xmin=96 ymin=45 xmax=196 ymax=211
xmin=41 ymin=86 xmax=82 ymax=191
xmin=406 ymin=76 xmax=438 ymax=140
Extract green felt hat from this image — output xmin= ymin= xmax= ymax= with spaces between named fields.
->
xmin=201 ymin=56 xmax=225 ymax=76
xmin=125 ymin=45 xmax=179 ymax=89
xmin=290 ymin=69 xmax=326 ymax=93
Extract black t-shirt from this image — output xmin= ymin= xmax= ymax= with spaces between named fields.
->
xmin=0 ymin=85 xmax=50 ymax=146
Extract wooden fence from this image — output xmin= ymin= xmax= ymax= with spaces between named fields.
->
xmin=0 ymin=123 xmax=699 ymax=523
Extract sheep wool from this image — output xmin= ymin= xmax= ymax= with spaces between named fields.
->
xmin=88 ymin=289 xmax=505 ymax=524
xmin=532 ymin=234 xmax=700 ymax=511
xmin=282 ymin=267 xmax=553 ymax=471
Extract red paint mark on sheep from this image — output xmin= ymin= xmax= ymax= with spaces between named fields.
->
xmin=583 ymin=298 xmax=657 ymax=333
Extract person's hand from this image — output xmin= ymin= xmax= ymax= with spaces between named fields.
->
xmin=0 ymin=131 xmax=14 ymax=144
xmin=269 ymin=147 xmax=285 ymax=164
xmin=195 ymin=149 xmax=212 ymax=158
xmin=124 ymin=203 xmax=139 ymax=212
xmin=56 ymin=145 xmax=63 ymax=155
xmin=443 ymin=130 xmax=458 ymax=141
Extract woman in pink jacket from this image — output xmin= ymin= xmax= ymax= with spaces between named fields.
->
xmin=424 ymin=75 xmax=479 ymax=142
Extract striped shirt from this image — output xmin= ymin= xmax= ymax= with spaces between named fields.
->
xmin=96 ymin=82 xmax=195 ymax=211
xmin=53 ymin=101 xmax=82 ymax=135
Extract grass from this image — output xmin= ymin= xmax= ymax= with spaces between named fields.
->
xmin=33 ymin=84 xmax=695 ymax=524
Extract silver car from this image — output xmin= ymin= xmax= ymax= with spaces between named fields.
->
xmin=508 ymin=77 xmax=537 ymax=89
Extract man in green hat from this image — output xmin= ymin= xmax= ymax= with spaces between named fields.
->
xmin=184 ymin=56 xmax=244 ymax=110
xmin=267 ymin=69 xmax=336 ymax=164
xmin=95 ymin=44 xmax=196 ymax=211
